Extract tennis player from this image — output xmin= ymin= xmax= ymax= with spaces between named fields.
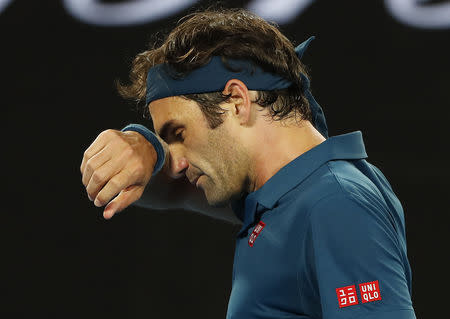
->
xmin=80 ymin=9 xmax=416 ymax=319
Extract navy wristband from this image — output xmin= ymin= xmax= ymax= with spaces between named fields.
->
xmin=121 ymin=124 xmax=166 ymax=177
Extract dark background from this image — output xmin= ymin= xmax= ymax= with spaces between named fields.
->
xmin=2 ymin=0 xmax=449 ymax=318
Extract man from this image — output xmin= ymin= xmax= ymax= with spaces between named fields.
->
xmin=80 ymin=9 xmax=416 ymax=319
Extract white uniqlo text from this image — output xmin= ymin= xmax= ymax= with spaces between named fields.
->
xmin=359 ymin=280 xmax=382 ymax=303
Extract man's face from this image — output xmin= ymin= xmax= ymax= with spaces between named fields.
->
xmin=149 ymin=96 xmax=251 ymax=207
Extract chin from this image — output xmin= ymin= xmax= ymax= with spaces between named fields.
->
xmin=205 ymin=191 xmax=230 ymax=207
xmin=204 ymin=187 xmax=232 ymax=208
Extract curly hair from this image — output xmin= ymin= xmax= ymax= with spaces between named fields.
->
xmin=117 ymin=8 xmax=312 ymax=129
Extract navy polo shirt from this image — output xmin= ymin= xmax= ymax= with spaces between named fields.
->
xmin=227 ymin=131 xmax=415 ymax=319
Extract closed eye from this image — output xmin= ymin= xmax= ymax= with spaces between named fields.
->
xmin=174 ymin=128 xmax=184 ymax=141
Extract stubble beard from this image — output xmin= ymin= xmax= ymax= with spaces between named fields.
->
xmin=203 ymin=147 xmax=251 ymax=208
xmin=203 ymin=123 xmax=251 ymax=207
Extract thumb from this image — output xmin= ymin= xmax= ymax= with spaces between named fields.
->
xmin=103 ymin=185 xmax=144 ymax=219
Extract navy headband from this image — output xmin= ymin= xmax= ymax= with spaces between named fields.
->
xmin=146 ymin=36 xmax=328 ymax=138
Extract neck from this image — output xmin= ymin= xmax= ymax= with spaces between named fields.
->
xmin=247 ymin=120 xmax=326 ymax=193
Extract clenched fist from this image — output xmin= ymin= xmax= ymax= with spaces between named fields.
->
xmin=80 ymin=129 xmax=165 ymax=219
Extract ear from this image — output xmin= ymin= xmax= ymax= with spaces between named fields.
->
xmin=222 ymin=79 xmax=252 ymax=124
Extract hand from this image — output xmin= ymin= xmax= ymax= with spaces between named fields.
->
xmin=80 ymin=129 xmax=159 ymax=219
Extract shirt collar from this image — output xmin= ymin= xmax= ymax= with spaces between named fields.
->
xmin=231 ymin=131 xmax=368 ymax=235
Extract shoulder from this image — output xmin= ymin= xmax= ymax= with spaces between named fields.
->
xmin=303 ymin=175 xmax=400 ymax=251
xmin=308 ymin=161 xmax=387 ymax=219
xmin=280 ymin=159 xmax=399 ymax=237
xmin=285 ymin=159 xmax=387 ymax=214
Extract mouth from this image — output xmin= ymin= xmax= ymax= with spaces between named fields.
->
xmin=194 ymin=174 xmax=203 ymax=187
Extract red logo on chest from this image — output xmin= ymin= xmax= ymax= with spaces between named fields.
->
xmin=336 ymin=285 xmax=359 ymax=308
xmin=248 ymin=221 xmax=266 ymax=247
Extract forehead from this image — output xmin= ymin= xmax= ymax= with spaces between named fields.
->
xmin=148 ymin=96 xmax=201 ymax=134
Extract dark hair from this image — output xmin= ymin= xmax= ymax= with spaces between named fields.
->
xmin=117 ymin=8 xmax=311 ymax=129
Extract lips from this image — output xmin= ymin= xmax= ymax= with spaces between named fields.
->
xmin=193 ymin=174 xmax=203 ymax=186
xmin=188 ymin=174 xmax=203 ymax=186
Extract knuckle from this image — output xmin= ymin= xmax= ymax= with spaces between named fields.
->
xmin=109 ymin=178 xmax=119 ymax=189
xmin=91 ymin=172 xmax=103 ymax=184
xmin=86 ymin=190 xmax=94 ymax=201
xmin=86 ymin=161 xmax=94 ymax=173
xmin=99 ymin=129 xmax=116 ymax=142
xmin=112 ymin=175 xmax=127 ymax=190
xmin=133 ymin=162 xmax=145 ymax=176
xmin=83 ymin=149 xmax=92 ymax=160
xmin=121 ymin=146 xmax=134 ymax=158
xmin=102 ymin=129 xmax=115 ymax=137
xmin=95 ymin=195 xmax=105 ymax=206
xmin=120 ymin=170 xmax=134 ymax=186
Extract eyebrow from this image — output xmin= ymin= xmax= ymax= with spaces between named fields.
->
xmin=157 ymin=119 xmax=179 ymax=142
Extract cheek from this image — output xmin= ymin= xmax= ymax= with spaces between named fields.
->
xmin=200 ymin=128 xmax=237 ymax=177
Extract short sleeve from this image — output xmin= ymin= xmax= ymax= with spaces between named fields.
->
xmin=306 ymin=193 xmax=415 ymax=319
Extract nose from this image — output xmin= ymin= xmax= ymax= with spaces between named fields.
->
xmin=167 ymin=145 xmax=189 ymax=179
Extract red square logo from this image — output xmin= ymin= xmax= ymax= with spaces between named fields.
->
xmin=336 ymin=285 xmax=359 ymax=308
xmin=359 ymin=280 xmax=382 ymax=303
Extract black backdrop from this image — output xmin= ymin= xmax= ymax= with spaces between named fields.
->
xmin=2 ymin=1 xmax=449 ymax=318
